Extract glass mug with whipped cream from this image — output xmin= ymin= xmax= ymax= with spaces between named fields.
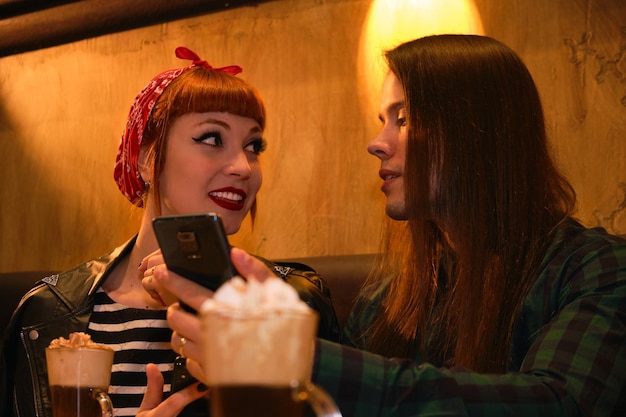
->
xmin=201 ymin=278 xmax=341 ymax=417
xmin=45 ymin=332 xmax=114 ymax=417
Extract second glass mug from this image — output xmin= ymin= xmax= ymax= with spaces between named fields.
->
xmin=201 ymin=309 xmax=342 ymax=417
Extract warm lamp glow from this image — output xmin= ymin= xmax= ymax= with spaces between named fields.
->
xmin=358 ymin=0 xmax=484 ymax=113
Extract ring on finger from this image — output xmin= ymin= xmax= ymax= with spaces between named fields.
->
xmin=179 ymin=337 xmax=187 ymax=358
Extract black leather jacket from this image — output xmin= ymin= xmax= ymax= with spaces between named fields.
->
xmin=0 ymin=238 xmax=339 ymax=417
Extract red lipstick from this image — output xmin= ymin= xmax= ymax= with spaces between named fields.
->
xmin=208 ymin=187 xmax=247 ymax=211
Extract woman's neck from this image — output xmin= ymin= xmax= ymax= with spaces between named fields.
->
xmin=101 ymin=210 xmax=164 ymax=309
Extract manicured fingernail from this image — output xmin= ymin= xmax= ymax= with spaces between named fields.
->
xmin=197 ymin=383 xmax=209 ymax=392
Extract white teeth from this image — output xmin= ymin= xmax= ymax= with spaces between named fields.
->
xmin=385 ymin=175 xmax=398 ymax=180
xmin=210 ymin=191 xmax=243 ymax=201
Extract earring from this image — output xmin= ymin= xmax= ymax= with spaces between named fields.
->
xmin=144 ymin=180 xmax=151 ymax=190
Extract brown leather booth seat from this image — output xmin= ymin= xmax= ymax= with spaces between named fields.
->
xmin=0 ymin=254 xmax=375 ymax=337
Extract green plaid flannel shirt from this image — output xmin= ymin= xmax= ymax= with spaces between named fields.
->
xmin=313 ymin=219 xmax=626 ymax=416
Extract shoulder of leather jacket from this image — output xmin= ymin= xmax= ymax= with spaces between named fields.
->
xmin=254 ymin=256 xmax=330 ymax=293
xmin=253 ymin=255 xmax=340 ymax=342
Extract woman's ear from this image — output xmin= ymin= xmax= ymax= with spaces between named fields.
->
xmin=138 ymin=147 xmax=152 ymax=185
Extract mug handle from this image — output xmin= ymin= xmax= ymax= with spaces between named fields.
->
xmin=292 ymin=381 xmax=342 ymax=417
xmin=92 ymin=389 xmax=114 ymax=417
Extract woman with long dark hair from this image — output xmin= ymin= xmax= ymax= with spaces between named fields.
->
xmin=152 ymin=35 xmax=626 ymax=416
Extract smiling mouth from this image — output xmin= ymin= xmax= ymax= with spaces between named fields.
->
xmin=209 ymin=191 xmax=244 ymax=202
xmin=208 ymin=189 xmax=247 ymax=211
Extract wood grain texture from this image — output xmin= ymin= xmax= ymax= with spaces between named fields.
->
xmin=0 ymin=0 xmax=624 ymax=272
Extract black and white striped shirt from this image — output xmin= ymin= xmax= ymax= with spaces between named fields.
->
xmin=88 ymin=289 xmax=177 ymax=416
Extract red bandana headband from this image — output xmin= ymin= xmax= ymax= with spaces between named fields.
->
xmin=113 ymin=46 xmax=242 ymax=206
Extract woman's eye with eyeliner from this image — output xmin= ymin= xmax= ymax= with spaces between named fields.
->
xmin=192 ymin=131 xmax=222 ymax=146
xmin=245 ymin=138 xmax=267 ymax=155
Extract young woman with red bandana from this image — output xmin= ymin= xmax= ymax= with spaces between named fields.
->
xmin=0 ymin=47 xmax=339 ymax=417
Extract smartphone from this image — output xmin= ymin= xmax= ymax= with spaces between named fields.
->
xmin=171 ymin=355 xmax=196 ymax=393
xmin=152 ymin=213 xmax=236 ymax=393
xmin=152 ymin=213 xmax=238 ymax=292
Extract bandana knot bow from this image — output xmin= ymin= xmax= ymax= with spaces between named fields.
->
xmin=174 ymin=46 xmax=242 ymax=75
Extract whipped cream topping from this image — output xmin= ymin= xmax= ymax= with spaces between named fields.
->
xmin=48 ymin=332 xmax=112 ymax=351
xmin=200 ymin=276 xmax=310 ymax=316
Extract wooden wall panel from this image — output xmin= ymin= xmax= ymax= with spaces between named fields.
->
xmin=473 ymin=0 xmax=626 ymax=234
xmin=0 ymin=0 xmax=624 ymax=272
